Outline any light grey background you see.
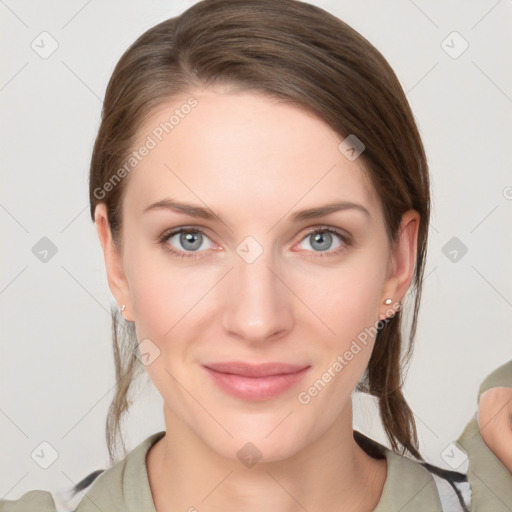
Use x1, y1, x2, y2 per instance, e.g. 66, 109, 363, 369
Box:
1, 0, 511, 502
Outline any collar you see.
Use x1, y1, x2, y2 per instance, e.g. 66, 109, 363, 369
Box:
355, 431, 444, 511
79, 430, 443, 512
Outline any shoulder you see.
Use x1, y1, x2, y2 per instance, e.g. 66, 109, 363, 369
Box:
366, 361, 512, 512
355, 431, 468, 511
382, 447, 470, 511
73, 430, 165, 511
0, 431, 165, 512
0, 490, 57, 512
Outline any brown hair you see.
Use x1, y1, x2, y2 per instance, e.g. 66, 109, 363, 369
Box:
89, 0, 429, 466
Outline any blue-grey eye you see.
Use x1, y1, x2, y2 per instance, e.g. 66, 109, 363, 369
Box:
298, 229, 344, 253
166, 230, 213, 253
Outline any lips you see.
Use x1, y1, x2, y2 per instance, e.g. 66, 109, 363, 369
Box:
203, 361, 309, 378
202, 361, 311, 400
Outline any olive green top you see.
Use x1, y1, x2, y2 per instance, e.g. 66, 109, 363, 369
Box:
456, 360, 512, 511
1, 360, 511, 512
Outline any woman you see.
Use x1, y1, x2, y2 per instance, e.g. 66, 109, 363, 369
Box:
1, 1, 510, 511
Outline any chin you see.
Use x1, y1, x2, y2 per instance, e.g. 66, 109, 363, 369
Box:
200, 417, 312, 466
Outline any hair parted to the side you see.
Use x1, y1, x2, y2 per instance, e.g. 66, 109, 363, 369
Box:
88, 0, 430, 467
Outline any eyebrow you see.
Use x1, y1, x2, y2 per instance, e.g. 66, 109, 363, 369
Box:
142, 198, 370, 222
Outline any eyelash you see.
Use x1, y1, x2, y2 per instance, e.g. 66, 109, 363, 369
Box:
158, 226, 352, 260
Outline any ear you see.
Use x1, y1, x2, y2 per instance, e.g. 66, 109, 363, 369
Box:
94, 203, 133, 321
379, 209, 420, 320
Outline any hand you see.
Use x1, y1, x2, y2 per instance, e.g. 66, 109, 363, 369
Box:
477, 386, 512, 473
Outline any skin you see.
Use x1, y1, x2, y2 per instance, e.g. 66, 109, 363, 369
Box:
478, 387, 512, 473
95, 86, 420, 512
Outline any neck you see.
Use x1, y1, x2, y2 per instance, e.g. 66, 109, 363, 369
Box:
146, 401, 387, 512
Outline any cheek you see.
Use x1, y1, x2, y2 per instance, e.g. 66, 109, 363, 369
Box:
124, 240, 216, 341
123, 240, 178, 337
300, 248, 388, 337
299, 247, 388, 388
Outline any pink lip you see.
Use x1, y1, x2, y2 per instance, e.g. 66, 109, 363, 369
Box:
202, 362, 310, 401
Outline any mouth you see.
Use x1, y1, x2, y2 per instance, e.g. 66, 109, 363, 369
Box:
202, 361, 311, 401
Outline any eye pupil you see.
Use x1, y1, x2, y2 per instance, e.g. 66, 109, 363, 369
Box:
181, 231, 202, 251
311, 231, 332, 251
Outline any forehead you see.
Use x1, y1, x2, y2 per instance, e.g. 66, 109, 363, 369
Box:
124, 89, 379, 220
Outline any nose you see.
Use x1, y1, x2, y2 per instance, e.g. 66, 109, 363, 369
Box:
221, 245, 293, 345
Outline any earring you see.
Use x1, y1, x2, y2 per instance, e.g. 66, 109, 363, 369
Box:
384, 298, 392, 305
120, 304, 126, 312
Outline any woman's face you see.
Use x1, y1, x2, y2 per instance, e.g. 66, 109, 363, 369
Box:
98, 87, 417, 462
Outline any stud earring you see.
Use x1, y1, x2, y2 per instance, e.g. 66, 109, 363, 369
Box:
384, 298, 392, 305
120, 304, 126, 312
